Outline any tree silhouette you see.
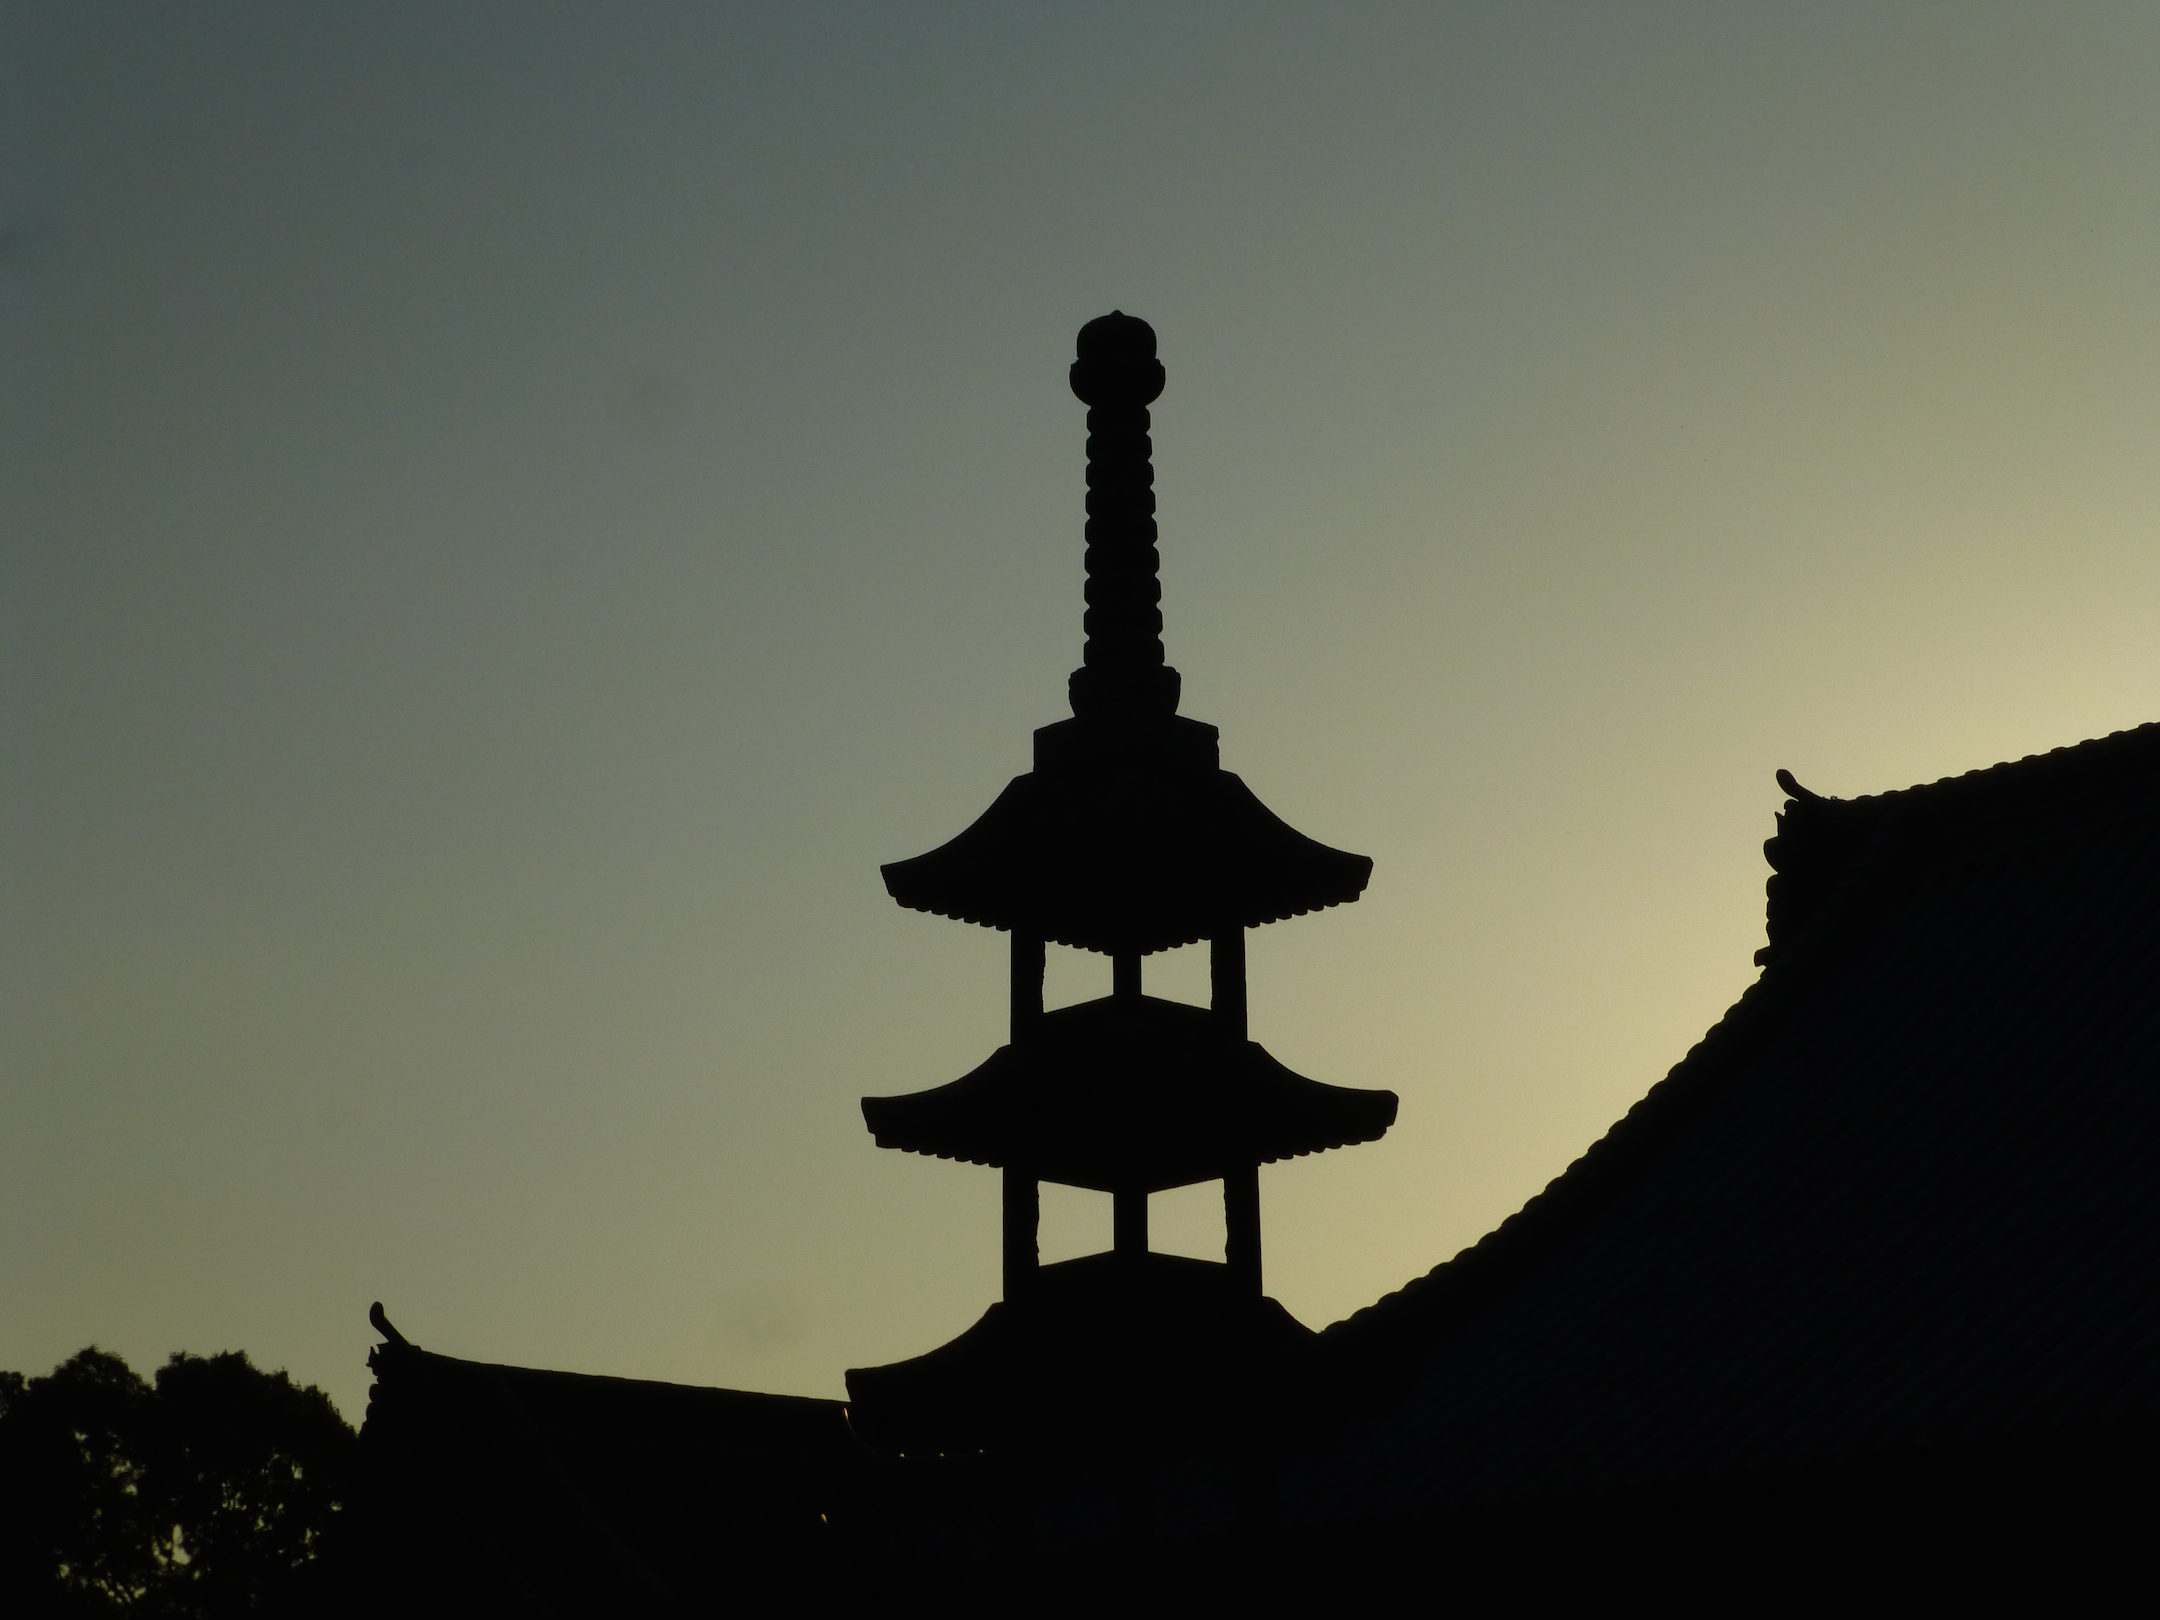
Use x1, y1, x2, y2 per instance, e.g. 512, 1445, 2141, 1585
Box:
0, 1346, 356, 1616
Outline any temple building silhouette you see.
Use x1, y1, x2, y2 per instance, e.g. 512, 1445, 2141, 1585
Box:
348, 317, 2160, 1609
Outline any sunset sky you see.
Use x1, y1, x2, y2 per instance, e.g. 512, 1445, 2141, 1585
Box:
6, 3, 2157, 1422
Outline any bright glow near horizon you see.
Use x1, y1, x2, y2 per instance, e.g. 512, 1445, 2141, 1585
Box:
4, 3, 2157, 1422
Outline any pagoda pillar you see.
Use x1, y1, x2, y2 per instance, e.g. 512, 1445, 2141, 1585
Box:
1005, 931, 1045, 1302
1112, 949, 1141, 1000
1225, 1164, 1262, 1297
1113, 1187, 1149, 1258
1010, 930, 1045, 1039
1211, 925, 1247, 1040
1003, 1167, 1039, 1302
1215, 924, 1262, 1294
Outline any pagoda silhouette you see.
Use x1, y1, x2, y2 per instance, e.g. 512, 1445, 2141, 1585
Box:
845, 313, 1398, 1550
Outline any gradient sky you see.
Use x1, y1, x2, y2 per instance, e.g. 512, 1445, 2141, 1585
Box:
5, 3, 2157, 1424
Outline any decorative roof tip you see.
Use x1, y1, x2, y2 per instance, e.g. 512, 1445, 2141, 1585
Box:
370, 1300, 413, 1349
1775, 768, 1824, 803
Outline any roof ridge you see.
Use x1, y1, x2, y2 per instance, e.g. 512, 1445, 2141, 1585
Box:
1825, 720, 2160, 809
370, 1343, 847, 1408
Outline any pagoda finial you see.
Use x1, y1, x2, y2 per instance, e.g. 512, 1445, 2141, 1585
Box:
1068, 312, 1180, 719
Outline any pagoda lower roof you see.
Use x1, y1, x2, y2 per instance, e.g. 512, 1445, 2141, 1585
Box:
881, 715, 1372, 955
860, 994, 1398, 1192
843, 1251, 1324, 1458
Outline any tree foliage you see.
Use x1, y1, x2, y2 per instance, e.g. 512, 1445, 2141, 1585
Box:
0, 1346, 357, 1616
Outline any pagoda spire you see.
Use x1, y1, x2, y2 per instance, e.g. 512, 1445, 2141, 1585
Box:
1068, 311, 1179, 720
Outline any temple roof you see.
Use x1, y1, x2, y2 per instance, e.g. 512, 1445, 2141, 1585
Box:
860, 993, 1397, 1192
349, 1337, 909, 1608
882, 716, 1373, 955
1256, 721, 2160, 1527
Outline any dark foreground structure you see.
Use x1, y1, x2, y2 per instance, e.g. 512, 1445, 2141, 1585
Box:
350, 320, 2160, 1611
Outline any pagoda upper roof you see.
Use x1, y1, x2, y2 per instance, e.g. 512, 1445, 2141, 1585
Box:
860, 993, 1397, 1192
882, 715, 1373, 955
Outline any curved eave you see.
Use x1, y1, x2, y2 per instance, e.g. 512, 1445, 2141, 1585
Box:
881, 769, 1373, 953
864, 1115, 1394, 1186
859, 1009, 1399, 1191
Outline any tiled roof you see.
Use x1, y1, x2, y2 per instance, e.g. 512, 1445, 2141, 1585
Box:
352, 1341, 941, 1609
1281, 722, 2160, 1526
